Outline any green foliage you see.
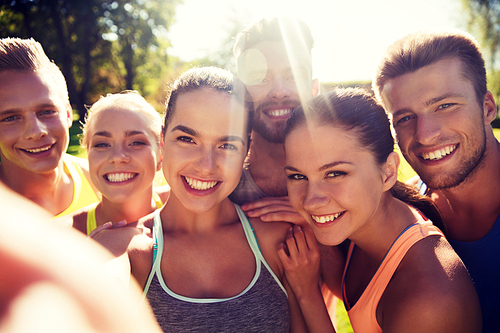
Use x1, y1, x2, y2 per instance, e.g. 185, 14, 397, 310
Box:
462, 0, 500, 112
1, 0, 182, 120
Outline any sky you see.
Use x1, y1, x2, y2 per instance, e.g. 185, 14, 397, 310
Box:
167, 0, 465, 83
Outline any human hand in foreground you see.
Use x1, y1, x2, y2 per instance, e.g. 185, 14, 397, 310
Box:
241, 196, 308, 226
88, 220, 127, 238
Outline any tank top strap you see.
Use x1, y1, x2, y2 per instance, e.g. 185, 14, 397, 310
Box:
142, 209, 162, 299
85, 202, 99, 235
234, 204, 287, 296
343, 220, 444, 333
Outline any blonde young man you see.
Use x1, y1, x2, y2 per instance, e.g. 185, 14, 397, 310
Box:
374, 31, 500, 332
0, 38, 98, 216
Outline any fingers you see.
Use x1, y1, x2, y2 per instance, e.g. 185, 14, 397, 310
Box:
259, 211, 308, 226
303, 227, 320, 252
88, 220, 127, 238
240, 197, 308, 226
245, 203, 296, 217
241, 196, 290, 211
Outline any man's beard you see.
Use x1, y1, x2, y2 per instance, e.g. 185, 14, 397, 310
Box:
252, 100, 300, 144
252, 116, 287, 143
417, 132, 487, 190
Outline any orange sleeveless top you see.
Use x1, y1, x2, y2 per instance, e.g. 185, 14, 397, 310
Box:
342, 217, 444, 333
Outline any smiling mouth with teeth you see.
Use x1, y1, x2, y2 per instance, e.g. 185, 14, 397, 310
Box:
105, 172, 138, 183
266, 109, 293, 117
311, 211, 345, 224
420, 145, 457, 161
184, 176, 219, 191
23, 144, 53, 154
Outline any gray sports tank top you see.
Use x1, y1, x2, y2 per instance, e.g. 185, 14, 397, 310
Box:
143, 204, 290, 332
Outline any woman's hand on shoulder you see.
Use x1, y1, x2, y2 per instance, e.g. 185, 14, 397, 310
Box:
241, 197, 308, 226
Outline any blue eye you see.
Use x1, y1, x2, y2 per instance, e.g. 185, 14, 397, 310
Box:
395, 115, 414, 126
438, 103, 454, 110
220, 143, 237, 150
93, 142, 110, 148
40, 110, 57, 116
0, 115, 20, 122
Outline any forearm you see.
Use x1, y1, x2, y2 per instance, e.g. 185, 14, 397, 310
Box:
296, 285, 336, 333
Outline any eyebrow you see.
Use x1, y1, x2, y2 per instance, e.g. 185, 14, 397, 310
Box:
285, 161, 352, 172
171, 124, 245, 146
424, 93, 465, 107
392, 93, 466, 118
0, 103, 58, 115
93, 130, 146, 138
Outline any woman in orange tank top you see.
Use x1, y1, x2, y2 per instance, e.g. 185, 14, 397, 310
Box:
279, 88, 481, 333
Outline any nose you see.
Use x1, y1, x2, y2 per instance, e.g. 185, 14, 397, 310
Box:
193, 147, 217, 175
109, 144, 130, 164
414, 115, 441, 145
268, 76, 291, 100
302, 182, 329, 213
24, 114, 48, 140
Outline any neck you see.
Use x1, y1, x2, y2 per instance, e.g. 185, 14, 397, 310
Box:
160, 194, 238, 234
350, 196, 417, 262
97, 188, 157, 225
0, 159, 72, 215
430, 134, 500, 241
247, 131, 288, 197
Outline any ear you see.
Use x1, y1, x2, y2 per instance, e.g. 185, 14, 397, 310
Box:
382, 151, 400, 192
312, 78, 319, 97
483, 91, 497, 125
66, 102, 73, 128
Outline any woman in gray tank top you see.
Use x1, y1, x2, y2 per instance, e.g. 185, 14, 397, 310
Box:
93, 67, 308, 332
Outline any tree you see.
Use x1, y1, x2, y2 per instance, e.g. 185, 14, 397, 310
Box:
462, 0, 500, 109
0, 0, 181, 120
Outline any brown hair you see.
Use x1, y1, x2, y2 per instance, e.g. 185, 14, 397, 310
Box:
0, 37, 69, 103
163, 67, 253, 141
373, 31, 486, 106
285, 88, 445, 230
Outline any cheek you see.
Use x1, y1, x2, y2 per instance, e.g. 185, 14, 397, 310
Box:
246, 86, 268, 102
286, 181, 306, 211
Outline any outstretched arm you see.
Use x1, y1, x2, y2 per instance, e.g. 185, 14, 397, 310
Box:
278, 225, 336, 333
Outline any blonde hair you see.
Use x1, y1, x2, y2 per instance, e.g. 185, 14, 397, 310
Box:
81, 90, 162, 149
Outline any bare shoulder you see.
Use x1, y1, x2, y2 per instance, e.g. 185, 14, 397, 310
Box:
250, 217, 291, 277
250, 216, 290, 246
53, 205, 89, 234
93, 213, 154, 257
380, 236, 481, 332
